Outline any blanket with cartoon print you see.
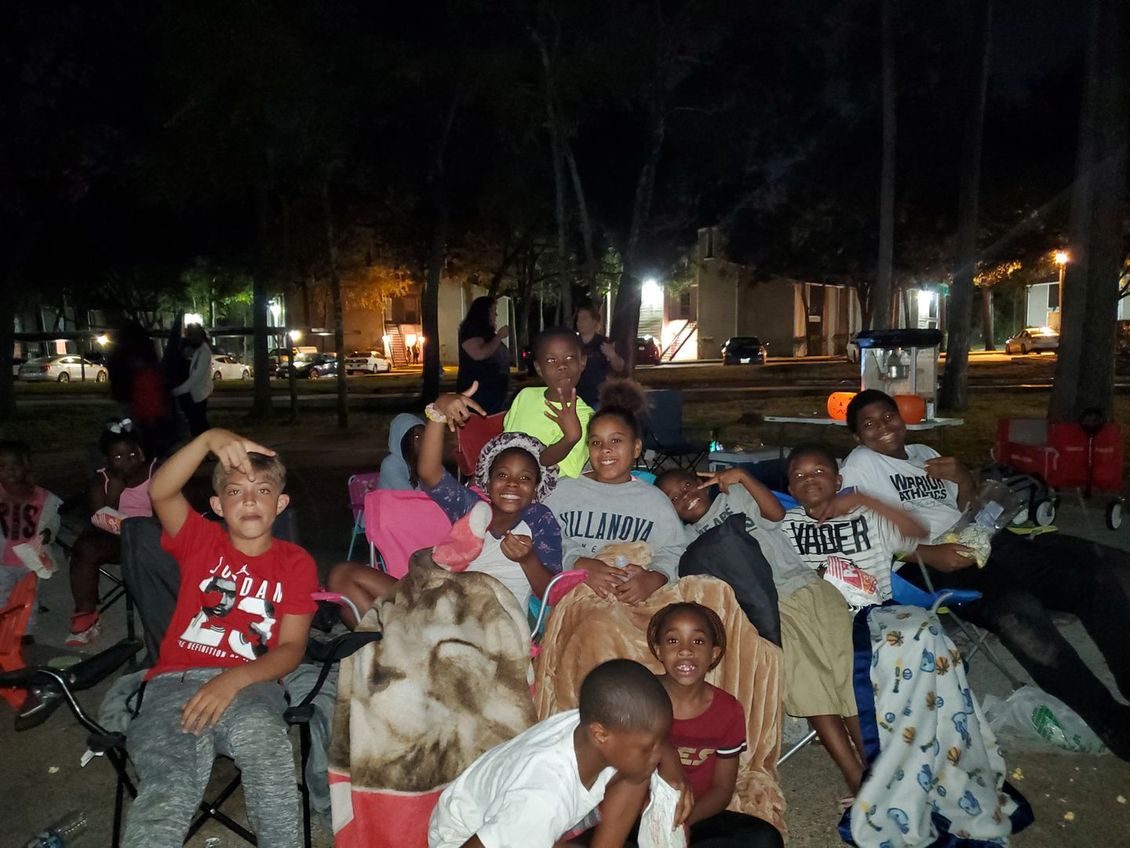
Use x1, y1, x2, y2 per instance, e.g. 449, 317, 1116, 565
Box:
845, 605, 1032, 847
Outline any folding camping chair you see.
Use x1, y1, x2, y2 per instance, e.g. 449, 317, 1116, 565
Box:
455, 411, 506, 480
346, 471, 381, 560
910, 553, 1025, 689
3, 513, 374, 848
776, 572, 987, 766
0, 573, 37, 708
640, 389, 709, 472
0, 631, 378, 848
364, 489, 453, 576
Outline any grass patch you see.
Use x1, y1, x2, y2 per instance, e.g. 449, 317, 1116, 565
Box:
681, 392, 1130, 475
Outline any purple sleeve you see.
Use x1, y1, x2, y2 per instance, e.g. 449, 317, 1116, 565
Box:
523, 503, 563, 574
422, 472, 479, 524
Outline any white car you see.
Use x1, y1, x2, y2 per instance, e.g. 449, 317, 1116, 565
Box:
345, 350, 392, 374
211, 354, 251, 381
1005, 327, 1059, 355
18, 355, 108, 383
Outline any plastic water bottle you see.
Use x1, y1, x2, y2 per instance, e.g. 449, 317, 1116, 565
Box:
23, 811, 86, 847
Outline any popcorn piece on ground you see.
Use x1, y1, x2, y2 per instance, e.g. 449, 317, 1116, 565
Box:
1010, 768, 1024, 781
1063, 812, 1075, 822
1117, 795, 1127, 805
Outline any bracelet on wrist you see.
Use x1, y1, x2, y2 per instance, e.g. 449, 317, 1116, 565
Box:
425, 403, 448, 424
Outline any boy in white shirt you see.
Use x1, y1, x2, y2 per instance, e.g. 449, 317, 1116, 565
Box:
428, 659, 681, 848
839, 388, 1130, 762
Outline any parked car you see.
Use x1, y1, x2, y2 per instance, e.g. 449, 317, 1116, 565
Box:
344, 350, 392, 374
11, 357, 26, 377
278, 353, 339, 380
211, 354, 251, 381
268, 345, 320, 376
1004, 327, 1059, 355
18, 355, 108, 383
721, 336, 768, 365
636, 336, 662, 366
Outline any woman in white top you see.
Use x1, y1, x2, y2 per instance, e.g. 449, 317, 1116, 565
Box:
171, 323, 214, 437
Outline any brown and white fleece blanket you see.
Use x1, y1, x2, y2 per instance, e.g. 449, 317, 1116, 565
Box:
534, 574, 788, 837
328, 550, 536, 848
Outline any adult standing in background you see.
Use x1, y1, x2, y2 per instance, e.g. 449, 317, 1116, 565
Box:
171, 323, 214, 437
108, 320, 177, 459
456, 296, 511, 414
574, 304, 624, 408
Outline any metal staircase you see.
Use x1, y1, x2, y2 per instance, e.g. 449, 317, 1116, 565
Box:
661, 320, 697, 362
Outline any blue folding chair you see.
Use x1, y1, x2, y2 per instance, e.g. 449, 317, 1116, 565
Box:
777, 573, 984, 767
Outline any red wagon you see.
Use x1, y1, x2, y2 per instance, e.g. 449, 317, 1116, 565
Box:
994, 417, 1126, 529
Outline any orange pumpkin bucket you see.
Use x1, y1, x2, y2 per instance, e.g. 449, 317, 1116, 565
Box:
894, 393, 926, 424
827, 391, 857, 421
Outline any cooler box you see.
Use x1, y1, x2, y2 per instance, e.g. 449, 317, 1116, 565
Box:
995, 418, 1123, 491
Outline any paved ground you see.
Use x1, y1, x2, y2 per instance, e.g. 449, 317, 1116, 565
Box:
3, 431, 1130, 846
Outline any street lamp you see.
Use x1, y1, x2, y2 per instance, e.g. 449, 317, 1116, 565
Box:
1054, 251, 1069, 318
288, 329, 303, 342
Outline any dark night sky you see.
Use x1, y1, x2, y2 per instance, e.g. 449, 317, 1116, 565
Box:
993, 0, 1087, 97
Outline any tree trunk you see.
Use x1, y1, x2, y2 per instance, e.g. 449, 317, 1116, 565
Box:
534, 28, 574, 322
980, 286, 995, 350
0, 275, 15, 418
251, 180, 273, 420
564, 142, 599, 299
421, 93, 461, 405
611, 97, 666, 376
1049, 0, 1128, 421
873, 0, 897, 330
940, 0, 993, 412
322, 180, 348, 429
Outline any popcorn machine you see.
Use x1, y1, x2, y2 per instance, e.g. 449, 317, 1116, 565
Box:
855, 329, 944, 419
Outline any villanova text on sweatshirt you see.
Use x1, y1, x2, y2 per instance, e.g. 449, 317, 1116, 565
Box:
543, 475, 686, 583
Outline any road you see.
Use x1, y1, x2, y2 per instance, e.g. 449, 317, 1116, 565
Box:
11, 353, 1127, 409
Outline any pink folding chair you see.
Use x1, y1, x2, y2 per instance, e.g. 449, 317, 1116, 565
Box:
346, 472, 381, 560
455, 412, 506, 480
530, 569, 588, 656
364, 489, 452, 578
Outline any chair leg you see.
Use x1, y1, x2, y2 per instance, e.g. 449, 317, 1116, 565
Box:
777, 728, 818, 766
346, 515, 363, 560
299, 723, 313, 848
187, 772, 256, 845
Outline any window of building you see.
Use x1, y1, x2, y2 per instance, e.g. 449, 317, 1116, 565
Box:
671, 289, 693, 319
392, 295, 420, 324
1047, 284, 1059, 311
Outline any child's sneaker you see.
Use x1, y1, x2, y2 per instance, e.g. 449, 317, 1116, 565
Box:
65, 612, 101, 648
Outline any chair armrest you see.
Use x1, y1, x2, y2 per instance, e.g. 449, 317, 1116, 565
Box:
285, 632, 383, 725
66, 639, 143, 691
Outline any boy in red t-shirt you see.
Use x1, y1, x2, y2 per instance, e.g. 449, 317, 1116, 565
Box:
122, 429, 317, 848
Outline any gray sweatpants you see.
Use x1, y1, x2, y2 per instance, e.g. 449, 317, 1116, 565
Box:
122, 668, 300, 848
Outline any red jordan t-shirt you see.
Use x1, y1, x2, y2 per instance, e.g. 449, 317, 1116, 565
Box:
669, 685, 748, 801
149, 510, 318, 679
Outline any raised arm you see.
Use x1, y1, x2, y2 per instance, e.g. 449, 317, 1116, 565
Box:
540, 388, 583, 469
461, 327, 508, 361
149, 429, 275, 538
924, 456, 977, 510
699, 468, 785, 522
417, 383, 487, 488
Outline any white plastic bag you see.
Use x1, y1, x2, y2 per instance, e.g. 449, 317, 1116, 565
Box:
935, 480, 1024, 567
637, 773, 688, 848
981, 685, 1105, 754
